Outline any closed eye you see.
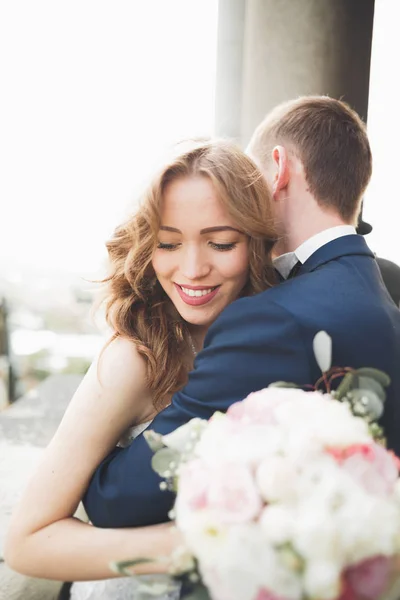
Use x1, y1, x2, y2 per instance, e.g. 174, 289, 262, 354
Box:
209, 242, 238, 251
156, 242, 180, 251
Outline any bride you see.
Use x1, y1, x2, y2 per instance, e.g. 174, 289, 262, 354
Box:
5, 139, 277, 598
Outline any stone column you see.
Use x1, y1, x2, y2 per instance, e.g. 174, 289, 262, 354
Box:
215, 0, 375, 146
214, 0, 246, 140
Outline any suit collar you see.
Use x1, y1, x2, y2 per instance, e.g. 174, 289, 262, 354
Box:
274, 226, 357, 279
298, 234, 375, 275
295, 225, 357, 264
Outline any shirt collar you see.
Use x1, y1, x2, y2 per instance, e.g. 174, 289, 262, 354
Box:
273, 252, 299, 280
273, 225, 357, 279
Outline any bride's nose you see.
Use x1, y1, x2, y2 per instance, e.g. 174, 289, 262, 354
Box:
180, 245, 211, 280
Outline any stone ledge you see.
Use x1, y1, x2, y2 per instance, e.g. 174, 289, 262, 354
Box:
0, 562, 62, 600
0, 374, 83, 600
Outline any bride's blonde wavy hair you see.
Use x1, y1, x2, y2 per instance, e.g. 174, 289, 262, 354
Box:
102, 139, 277, 410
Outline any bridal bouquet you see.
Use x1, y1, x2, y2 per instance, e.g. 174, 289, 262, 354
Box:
114, 333, 400, 600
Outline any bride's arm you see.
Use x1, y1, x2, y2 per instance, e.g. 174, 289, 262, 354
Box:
4, 336, 179, 581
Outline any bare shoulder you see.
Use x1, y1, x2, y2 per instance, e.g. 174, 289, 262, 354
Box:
59, 335, 155, 435
95, 335, 148, 393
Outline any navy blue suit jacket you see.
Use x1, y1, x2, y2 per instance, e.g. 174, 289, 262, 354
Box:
83, 235, 400, 527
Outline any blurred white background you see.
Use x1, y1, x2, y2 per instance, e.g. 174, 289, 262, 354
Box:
0, 0, 218, 276
0, 1, 218, 396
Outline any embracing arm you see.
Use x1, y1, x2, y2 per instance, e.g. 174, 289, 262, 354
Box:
84, 296, 309, 528
4, 337, 179, 581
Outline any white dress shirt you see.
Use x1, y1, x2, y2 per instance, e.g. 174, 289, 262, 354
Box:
274, 225, 357, 279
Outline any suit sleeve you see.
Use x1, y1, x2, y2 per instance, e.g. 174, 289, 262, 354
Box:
83, 295, 309, 527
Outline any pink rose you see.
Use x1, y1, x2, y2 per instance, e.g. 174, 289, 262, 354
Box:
255, 589, 290, 600
337, 580, 357, 600
326, 444, 375, 463
341, 443, 399, 496
227, 389, 289, 426
345, 555, 392, 599
177, 459, 210, 511
179, 459, 262, 524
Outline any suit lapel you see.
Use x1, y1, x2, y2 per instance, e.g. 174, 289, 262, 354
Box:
297, 235, 375, 276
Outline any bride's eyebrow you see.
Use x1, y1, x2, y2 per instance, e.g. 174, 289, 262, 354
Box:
159, 226, 242, 234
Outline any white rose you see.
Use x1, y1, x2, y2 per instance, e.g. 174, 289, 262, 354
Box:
177, 508, 230, 566
200, 524, 267, 600
339, 494, 400, 563
203, 524, 302, 600
394, 478, 400, 504
303, 561, 342, 600
259, 505, 295, 545
256, 456, 298, 503
193, 414, 233, 461
224, 426, 283, 466
284, 432, 324, 464
293, 507, 343, 564
294, 455, 347, 502
277, 395, 370, 449
196, 421, 282, 467
273, 392, 325, 426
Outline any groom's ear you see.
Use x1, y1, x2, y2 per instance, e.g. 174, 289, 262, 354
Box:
271, 145, 290, 199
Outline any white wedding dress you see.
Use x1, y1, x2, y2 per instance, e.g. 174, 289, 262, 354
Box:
70, 422, 181, 600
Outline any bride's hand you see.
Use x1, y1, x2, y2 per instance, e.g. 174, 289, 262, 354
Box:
123, 522, 187, 576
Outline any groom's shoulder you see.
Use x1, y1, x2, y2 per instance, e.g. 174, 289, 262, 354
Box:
219, 262, 364, 322
225, 273, 316, 314
206, 289, 301, 351
214, 284, 299, 328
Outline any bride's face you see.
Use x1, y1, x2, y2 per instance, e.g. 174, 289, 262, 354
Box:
152, 175, 249, 330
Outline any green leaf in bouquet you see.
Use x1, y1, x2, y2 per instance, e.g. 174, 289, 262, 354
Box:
144, 430, 165, 453
269, 381, 299, 389
354, 367, 391, 388
276, 543, 305, 573
335, 371, 356, 400
151, 447, 181, 478
348, 388, 384, 421
357, 376, 386, 402
369, 421, 387, 445
137, 580, 179, 597
162, 418, 207, 455
110, 559, 178, 596
110, 557, 157, 577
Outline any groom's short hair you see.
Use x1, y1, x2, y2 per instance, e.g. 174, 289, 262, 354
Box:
248, 96, 372, 222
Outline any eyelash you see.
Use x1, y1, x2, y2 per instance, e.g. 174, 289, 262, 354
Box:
156, 243, 178, 251
156, 242, 237, 252
210, 242, 237, 251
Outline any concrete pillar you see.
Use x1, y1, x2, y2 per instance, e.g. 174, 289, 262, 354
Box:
214, 0, 246, 139
215, 0, 375, 146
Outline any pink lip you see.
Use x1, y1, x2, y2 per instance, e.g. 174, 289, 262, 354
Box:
174, 283, 220, 306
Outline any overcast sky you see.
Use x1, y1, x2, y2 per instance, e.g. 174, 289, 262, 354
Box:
0, 1, 218, 277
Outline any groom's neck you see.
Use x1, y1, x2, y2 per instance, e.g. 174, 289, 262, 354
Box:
273, 211, 350, 257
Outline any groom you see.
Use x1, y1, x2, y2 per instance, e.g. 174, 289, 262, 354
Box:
83, 96, 400, 527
